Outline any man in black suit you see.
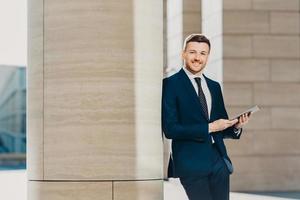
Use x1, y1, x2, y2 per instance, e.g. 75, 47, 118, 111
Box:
162, 34, 250, 200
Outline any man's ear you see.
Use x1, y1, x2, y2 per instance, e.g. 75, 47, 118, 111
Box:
181, 51, 185, 60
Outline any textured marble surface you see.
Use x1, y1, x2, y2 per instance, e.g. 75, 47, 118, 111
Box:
28, 0, 163, 181
27, 0, 44, 180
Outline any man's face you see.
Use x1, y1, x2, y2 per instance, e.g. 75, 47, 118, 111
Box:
182, 41, 210, 74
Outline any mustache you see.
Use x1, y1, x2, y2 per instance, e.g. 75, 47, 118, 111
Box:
192, 60, 201, 62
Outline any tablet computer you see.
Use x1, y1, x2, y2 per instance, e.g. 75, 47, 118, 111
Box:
230, 105, 260, 120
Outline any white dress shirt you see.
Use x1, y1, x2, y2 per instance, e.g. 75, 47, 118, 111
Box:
183, 67, 212, 119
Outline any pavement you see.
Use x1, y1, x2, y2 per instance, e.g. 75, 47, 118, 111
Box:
1, 170, 300, 200
0, 170, 27, 200
164, 178, 300, 200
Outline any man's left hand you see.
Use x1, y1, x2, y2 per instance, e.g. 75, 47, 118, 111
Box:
234, 113, 250, 129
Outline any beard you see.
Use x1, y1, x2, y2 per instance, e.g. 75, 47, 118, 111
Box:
185, 60, 206, 74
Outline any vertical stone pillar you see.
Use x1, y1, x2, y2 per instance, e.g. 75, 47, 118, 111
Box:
202, 0, 223, 82
28, 0, 163, 199
165, 0, 183, 77
165, 0, 201, 76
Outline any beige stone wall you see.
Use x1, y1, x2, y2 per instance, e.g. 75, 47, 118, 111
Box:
28, 0, 163, 199
223, 0, 300, 191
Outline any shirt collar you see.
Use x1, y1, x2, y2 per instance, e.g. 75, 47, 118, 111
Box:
183, 66, 205, 81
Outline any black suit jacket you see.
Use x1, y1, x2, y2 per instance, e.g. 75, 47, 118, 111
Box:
162, 68, 242, 178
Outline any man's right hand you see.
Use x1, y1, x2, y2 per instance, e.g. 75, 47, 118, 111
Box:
209, 119, 238, 133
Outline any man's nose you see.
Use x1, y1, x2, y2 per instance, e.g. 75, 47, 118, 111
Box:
195, 54, 201, 60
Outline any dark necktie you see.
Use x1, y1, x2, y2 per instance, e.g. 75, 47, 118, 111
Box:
194, 77, 209, 120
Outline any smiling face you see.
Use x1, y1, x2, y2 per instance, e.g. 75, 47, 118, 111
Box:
182, 41, 210, 74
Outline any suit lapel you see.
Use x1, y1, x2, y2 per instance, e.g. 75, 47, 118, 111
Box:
179, 69, 209, 122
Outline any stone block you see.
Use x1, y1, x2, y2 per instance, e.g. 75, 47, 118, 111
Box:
227, 130, 300, 156
230, 156, 300, 191
29, 181, 112, 200
114, 180, 163, 200
252, 130, 300, 155
225, 129, 255, 156
183, 12, 201, 34
224, 0, 252, 10
253, 0, 300, 11
223, 83, 253, 106
224, 35, 252, 58
183, 0, 201, 13
271, 12, 300, 34
253, 35, 300, 58
272, 107, 300, 130
224, 58, 270, 82
271, 59, 300, 82
254, 83, 300, 106
224, 11, 269, 34
43, 0, 163, 180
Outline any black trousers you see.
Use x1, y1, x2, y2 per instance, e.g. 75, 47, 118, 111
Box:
179, 145, 230, 200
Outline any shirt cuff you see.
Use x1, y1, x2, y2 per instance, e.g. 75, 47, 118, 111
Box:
233, 127, 242, 136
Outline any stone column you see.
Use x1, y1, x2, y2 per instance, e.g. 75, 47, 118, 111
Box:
165, 0, 201, 77
28, 0, 163, 199
201, 0, 223, 82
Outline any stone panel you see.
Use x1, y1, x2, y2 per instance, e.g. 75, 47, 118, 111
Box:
183, 12, 201, 35
254, 83, 300, 106
227, 130, 300, 156
224, 59, 270, 82
183, 0, 201, 13
224, 11, 269, 34
28, 181, 112, 200
225, 129, 254, 156
271, 12, 300, 34
253, 35, 300, 58
114, 180, 163, 200
44, 0, 135, 180
253, 0, 300, 11
271, 59, 300, 82
224, 35, 252, 58
272, 107, 300, 130
223, 0, 252, 10
43, 0, 163, 180
231, 156, 300, 191
223, 83, 253, 106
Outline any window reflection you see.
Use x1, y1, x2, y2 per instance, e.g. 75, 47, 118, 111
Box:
0, 65, 26, 170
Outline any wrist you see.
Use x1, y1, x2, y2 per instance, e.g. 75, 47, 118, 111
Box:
209, 123, 215, 133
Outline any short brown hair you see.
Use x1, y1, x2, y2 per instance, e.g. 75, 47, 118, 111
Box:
183, 34, 211, 51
